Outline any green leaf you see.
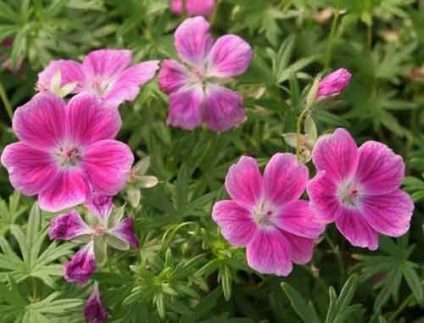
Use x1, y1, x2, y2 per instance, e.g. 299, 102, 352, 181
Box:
281, 283, 321, 323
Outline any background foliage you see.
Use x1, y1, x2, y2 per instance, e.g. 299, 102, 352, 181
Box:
0, 0, 424, 321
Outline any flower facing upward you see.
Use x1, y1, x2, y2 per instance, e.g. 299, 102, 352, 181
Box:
64, 241, 96, 285
171, 0, 215, 16
307, 128, 414, 250
84, 282, 107, 323
212, 154, 324, 276
0, 93, 134, 212
158, 16, 253, 132
36, 49, 159, 108
316, 68, 351, 98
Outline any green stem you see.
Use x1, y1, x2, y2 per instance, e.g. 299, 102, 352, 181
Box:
367, 20, 373, 52
324, 233, 345, 281
324, 1, 341, 69
295, 107, 309, 160
0, 82, 13, 120
387, 293, 414, 322
30, 277, 37, 302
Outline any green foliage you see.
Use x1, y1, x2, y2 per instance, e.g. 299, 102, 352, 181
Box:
0, 0, 424, 322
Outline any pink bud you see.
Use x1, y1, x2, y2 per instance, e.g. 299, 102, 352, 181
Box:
317, 68, 351, 98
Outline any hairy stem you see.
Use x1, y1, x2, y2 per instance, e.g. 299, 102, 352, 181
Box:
324, 0, 341, 69
0, 82, 13, 121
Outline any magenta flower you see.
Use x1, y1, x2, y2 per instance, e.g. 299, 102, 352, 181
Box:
64, 241, 96, 285
0, 93, 134, 212
49, 210, 93, 240
84, 282, 107, 323
307, 128, 414, 250
171, 0, 215, 16
36, 49, 159, 108
158, 16, 253, 132
212, 154, 324, 276
316, 68, 351, 98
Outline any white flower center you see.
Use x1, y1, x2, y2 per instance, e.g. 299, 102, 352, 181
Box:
337, 179, 362, 208
91, 76, 113, 97
252, 201, 277, 227
55, 147, 81, 168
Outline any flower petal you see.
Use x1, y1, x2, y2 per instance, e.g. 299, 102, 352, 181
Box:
361, 190, 414, 237
49, 210, 93, 240
307, 171, 339, 223
84, 282, 107, 323
36, 59, 84, 92
82, 49, 131, 78
203, 84, 245, 132
67, 94, 122, 146
108, 217, 139, 249
274, 200, 325, 239
356, 141, 405, 195
38, 168, 89, 212
246, 229, 292, 276
13, 93, 66, 149
158, 59, 191, 94
206, 35, 253, 78
167, 86, 203, 130
312, 128, 358, 180
285, 232, 315, 265
225, 156, 263, 209
83, 140, 134, 196
212, 200, 256, 247
64, 242, 96, 285
104, 60, 160, 107
85, 193, 113, 222
1, 143, 59, 196
174, 16, 213, 67
335, 208, 379, 250
263, 153, 308, 204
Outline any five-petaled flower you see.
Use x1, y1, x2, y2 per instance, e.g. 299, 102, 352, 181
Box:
36, 49, 159, 108
212, 153, 324, 276
158, 16, 253, 132
307, 128, 414, 250
84, 282, 108, 323
171, 0, 215, 16
49, 201, 139, 249
0, 93, 134, 212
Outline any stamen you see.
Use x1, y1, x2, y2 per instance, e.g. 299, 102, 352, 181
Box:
253, 202, 276, 227
338, 180, 361, 208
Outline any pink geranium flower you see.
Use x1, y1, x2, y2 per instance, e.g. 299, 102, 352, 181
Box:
1, 93, 134, 212
158, 16, 253, 132
307, 128, 414, 250
36, 49, 159, 108
171, 0, 215, 16
317, 68, 351, 98
212, 154, 324, 276
84, 282, 107, 323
